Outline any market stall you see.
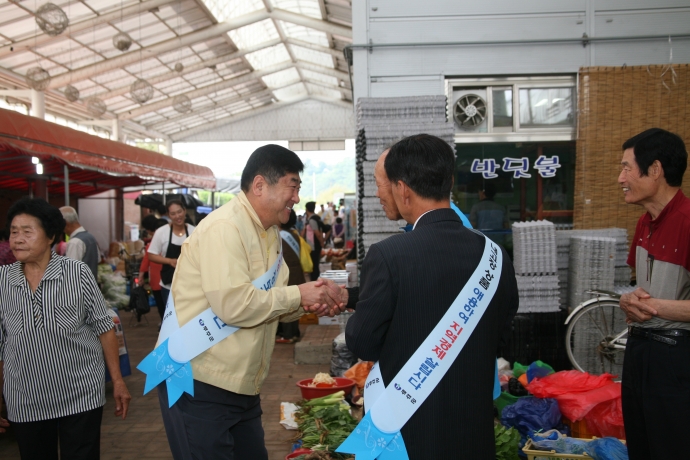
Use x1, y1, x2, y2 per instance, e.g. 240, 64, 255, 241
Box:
0, 107, 215, 224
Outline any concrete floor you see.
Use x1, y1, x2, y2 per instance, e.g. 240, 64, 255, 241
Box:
0, 316, 332, 460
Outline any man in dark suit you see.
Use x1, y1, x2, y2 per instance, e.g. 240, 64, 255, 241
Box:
344, 134, 519, 459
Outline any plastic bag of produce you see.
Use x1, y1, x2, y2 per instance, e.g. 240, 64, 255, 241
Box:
501, 397, 562, 442
344, 361, 374, 392
527, 371, 618, 421
526, 360, 555, 383
584, 437, 629, 460
584, 395, 626, 439
513, 361, 528, 378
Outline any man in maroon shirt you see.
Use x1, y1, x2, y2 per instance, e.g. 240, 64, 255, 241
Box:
618, 128, 690, 459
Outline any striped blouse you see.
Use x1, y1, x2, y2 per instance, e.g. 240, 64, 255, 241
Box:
0, 253, 114, 422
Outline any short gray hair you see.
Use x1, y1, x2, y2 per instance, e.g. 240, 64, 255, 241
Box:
59, 206, 80, 224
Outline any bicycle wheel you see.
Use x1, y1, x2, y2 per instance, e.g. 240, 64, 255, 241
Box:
566, 300, 627, 376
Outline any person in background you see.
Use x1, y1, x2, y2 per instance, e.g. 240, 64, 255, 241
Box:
469, 182, 509, 231
59, 206, 101, 280
295, 214, 305, 234
276, 209, 305, 343
616, 128, 690, 459
0, 229, 16, 266
147, 200, 195, 308
304, 201, 325, 280
140, 214, 161, 243
139, 218, 168, 321
332, 217, 345, 248
0, 198, 130, 457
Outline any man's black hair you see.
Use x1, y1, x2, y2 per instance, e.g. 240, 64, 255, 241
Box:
241, 144, 304, 192
385, 134, 455, 201
141, 214, 161, 232
305, 201, 316, 213
622, 128, 687, 187
7, 198, 66, 245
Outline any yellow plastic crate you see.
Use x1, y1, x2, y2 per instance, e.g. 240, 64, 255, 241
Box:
522, 438, 626, 460
523, 438, 593, 460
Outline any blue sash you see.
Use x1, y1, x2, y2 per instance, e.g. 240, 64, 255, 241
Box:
336, 236, 502, 460
137, 247, 284, 406
280, 230, 300, 256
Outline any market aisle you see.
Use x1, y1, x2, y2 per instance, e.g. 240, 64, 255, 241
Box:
0, 317, 329, 460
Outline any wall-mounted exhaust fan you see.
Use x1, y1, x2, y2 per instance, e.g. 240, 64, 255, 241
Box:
453, 94, 487, 127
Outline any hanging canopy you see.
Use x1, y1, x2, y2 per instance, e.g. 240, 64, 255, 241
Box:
0, 108, 216, 198
216, 177, 242, 194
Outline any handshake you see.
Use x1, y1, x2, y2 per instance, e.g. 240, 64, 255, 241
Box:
297, 279, 349, 318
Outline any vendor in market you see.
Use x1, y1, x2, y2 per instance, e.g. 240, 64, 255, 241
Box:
139, 217, 169, 321
0, 198, 130, 458
617, 128, 690, 459
147, 199, 195, 307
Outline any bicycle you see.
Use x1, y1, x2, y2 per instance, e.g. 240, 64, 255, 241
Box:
564, 290, 627, 376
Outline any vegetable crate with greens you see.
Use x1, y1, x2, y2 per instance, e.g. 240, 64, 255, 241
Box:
290, 391, 357, 460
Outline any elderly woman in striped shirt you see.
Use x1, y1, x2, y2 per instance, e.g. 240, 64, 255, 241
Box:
0, 198, 130, 460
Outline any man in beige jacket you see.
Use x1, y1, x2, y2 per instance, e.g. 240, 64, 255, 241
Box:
158, 144, 344, 460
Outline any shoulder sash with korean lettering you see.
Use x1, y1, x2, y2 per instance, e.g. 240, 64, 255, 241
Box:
336, 235, 502, 460
279, 230, 300, 256
137, 246, 284, 407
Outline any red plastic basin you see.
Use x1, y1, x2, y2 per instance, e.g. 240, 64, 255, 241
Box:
296, 377, 356, 400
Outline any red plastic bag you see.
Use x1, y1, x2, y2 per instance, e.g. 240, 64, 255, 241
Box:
585, 397, 626, 439
527, 371, 616, 399
527, 371, 617, 421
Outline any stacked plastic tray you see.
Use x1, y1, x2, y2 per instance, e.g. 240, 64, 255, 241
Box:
511, 221, 561, 314
555, 228, 629, 310
355, 97, 455, 265
567, 236, 616, 310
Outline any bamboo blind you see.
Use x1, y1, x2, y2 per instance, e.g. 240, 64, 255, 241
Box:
574, 64, 690, 247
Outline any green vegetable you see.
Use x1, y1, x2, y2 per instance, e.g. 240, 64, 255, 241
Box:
495, 423, 520, 460
303, 391, 345, 406
293, 401, 358, 460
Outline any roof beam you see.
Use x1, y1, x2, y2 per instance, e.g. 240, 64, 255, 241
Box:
48, 9, 271, 89
270, 8, 351, 39
119, 61, 293, 120
0, 0, 178, 59
304, 79, 352, 99
149, 87, 278, 131
121, 120, 170, 140
96, 38, 282, 101
295, 61, 349, 82
171, 97, 309, 141
310, 94, 354, 111
286, 37, 344, 60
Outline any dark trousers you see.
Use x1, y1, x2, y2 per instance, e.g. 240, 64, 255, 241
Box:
277, 320, 301, 340
622, 335, 690, 460
161, 287, 170, 309
153, 289, 165, 320
11, 406, 103, 460
158, 380, 267, 460
310, 249, 321, 280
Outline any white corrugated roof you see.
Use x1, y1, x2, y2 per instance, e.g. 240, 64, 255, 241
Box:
0, 0, 351, 141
